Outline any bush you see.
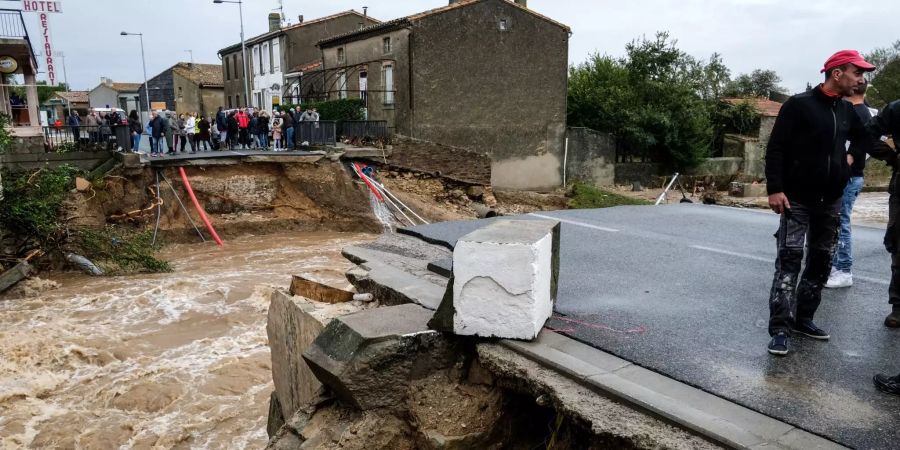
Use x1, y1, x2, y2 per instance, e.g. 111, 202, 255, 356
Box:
279, 99, 365, 122
71, 226, 172, 274
0, 112, 12, 154
0, 165, 81, 248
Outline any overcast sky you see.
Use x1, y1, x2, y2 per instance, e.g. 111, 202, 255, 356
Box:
21, 0, 900, 94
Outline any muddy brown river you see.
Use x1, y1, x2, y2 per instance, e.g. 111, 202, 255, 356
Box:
0, 232, 372, 449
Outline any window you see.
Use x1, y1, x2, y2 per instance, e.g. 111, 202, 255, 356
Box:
225, 57, 231, 81
338, 71, 347, 99
382, 64, 394, 105
235, 94, 240, 107
232, 55, 238, 79
228, 95, 232, 108
262, 43, 270, 74
337, 47, 345, 64
177, 87, 183, 102
382, 37, 391, 54
253, 46, 260, 75
499, 19, 508, 31
272, 40, 280, 72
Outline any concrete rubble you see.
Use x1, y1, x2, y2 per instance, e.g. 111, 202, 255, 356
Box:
430, 219, 560, 340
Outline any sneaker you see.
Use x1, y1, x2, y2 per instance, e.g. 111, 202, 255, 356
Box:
768, 332, 790, 356
792, 319, 830, 340
885, 309, 900, 328
825, 270, 853, 288
874, 373, 900, 396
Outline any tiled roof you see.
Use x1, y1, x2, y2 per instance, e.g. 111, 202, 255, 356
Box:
55, 90, 89, 103
110, 82, 142, 92
171, 62, 224, 87
218, 10, 380, 55
318, 0, 570, 47
722, 97, 784, 117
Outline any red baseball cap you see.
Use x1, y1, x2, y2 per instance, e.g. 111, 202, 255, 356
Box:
820, 50, 876, 73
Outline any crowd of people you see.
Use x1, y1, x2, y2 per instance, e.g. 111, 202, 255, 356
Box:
140, 105, 321, 157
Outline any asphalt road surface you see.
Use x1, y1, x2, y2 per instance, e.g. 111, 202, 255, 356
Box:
401, 204, 900, 449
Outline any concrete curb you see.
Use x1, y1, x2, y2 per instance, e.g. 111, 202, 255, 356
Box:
501, 331, 846, 450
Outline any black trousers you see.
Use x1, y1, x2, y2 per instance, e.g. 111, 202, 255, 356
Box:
768, 197, 841, 336
885, 173, 900, 309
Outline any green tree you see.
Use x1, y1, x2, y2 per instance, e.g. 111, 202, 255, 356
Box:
864, 40, 900, 108
8, 80, 70, 105
567, 32, 713, 171
724, 69, 787, 98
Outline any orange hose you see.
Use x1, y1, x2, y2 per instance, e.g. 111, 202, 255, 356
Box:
178, 167, 224, 247
353, 163, 383, 202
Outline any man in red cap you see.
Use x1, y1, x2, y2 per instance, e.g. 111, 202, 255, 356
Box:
764, 50, 898, 356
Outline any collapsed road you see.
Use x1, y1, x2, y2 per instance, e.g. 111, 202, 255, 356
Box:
392, 203, 897, 449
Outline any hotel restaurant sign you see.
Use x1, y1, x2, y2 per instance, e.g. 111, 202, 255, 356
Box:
21, 1, 62, 86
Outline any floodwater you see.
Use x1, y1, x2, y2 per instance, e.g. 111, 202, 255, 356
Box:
0, 231, 372, 449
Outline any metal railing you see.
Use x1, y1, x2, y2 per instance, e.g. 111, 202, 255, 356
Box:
43, 125, 128, 152
296, 120, 336, 146
339, 120, 389, 139
0, 10, 28, 39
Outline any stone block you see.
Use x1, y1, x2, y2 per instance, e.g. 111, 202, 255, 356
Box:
733, 182, 767, 198
302, 303, 436, 410
266, 289, 362, 420
429, 219, 560, 340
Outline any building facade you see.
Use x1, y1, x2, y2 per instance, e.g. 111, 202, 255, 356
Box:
89, 78, 142, 113
139, 63, 224, 116
218, 10, 379, 109
316, 0, 570, 190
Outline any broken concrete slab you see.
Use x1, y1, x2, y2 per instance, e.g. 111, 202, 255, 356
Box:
0, 262, 36, 294
429, 219, 560, 340
267, 289, 362, 420
302, 303, 437, 410
289, 275, 354, 304
75, 177, 91, 192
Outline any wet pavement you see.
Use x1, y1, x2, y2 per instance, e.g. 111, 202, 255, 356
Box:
401, 204, 900, 449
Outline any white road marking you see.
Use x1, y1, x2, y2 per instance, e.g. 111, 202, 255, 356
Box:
691, 245, 890, 285
690, 245, 772, 263
529, 213, 619, 232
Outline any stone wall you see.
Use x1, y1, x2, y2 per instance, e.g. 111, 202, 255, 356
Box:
1, 150, 114, 172
614, 162, 662, 187
565, 128, 616, 186
367, 135, 491, 185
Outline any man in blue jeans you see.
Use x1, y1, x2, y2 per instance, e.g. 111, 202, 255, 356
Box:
825, 80, 879, 288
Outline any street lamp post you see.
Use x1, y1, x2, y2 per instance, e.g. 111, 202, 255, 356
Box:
120, 31, 151, 119
214, 0, 252, 108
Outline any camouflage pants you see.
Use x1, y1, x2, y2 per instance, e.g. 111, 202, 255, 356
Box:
768, 198, 841, 336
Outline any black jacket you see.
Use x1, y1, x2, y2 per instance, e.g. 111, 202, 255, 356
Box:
766, 85, 895, 201
867, 100, 900, 159
848, 103, 875, 177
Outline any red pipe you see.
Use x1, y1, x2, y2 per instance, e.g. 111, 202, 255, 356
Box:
178, 167, 224, 247
353, 163, 383, 202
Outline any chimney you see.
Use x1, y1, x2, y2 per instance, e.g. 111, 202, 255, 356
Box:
514, 0, 527, 6
100, 77, 112, 86
268, 12, 281, 32
298, 15, 304, 24
449, 0, 460, 4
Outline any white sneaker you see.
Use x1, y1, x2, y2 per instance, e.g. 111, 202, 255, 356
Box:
825, 271, 853, 288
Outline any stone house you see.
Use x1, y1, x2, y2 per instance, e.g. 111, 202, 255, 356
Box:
313, 0, 570, 190
218, 10, 379, 109
89, 78, 142, 113
42, 90, 89, 123
139, 62, 224, 116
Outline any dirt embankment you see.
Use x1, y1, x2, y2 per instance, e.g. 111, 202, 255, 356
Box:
64, 161, 383, 242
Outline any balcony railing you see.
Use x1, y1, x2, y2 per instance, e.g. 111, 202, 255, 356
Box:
0, 10, 29, 40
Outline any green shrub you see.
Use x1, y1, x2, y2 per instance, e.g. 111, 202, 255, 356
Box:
0, 165, 81, 248
71, 226, 172, 274
0, 112, 12, 154
279, 99, 365, 122
568, 181, 652, 209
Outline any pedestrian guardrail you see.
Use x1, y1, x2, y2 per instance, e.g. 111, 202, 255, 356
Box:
297, 120, 337, 146
43, 125, 129, 152
340, 120, 389, 139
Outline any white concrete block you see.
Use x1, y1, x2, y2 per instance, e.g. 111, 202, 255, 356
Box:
433, 219, 559, 340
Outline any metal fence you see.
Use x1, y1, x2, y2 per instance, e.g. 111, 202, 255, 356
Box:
296, 121, 336, 146
339, 120, 389, 140
43, 125, 130, 152
0, 10, 28, 39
